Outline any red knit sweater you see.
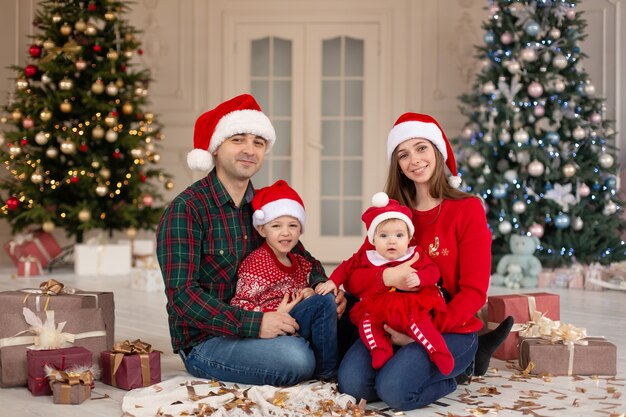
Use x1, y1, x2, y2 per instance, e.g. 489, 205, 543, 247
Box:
343, 197, 491, 334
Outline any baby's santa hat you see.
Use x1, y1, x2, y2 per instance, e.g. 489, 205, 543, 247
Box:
387, 112, 461, 188
362, 192, 414, 244
187, 94, 276, 171
252, 180, 306, 231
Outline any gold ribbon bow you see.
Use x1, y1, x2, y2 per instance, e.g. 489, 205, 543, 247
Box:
39, 279, 64, 295
518, 310, 560, 338
40, 40, 83, 64
109, 339, 155, 387
546, 323, 588, 375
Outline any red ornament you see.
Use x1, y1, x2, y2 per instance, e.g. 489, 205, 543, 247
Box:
119, 64, 126, 72
71, 176, 79, 183
139, 174, 147, 183
24, 64, 38, 78
141, 194, 154, 207
111, 111, 118, 117
137, 49, 143, 55
79, 143, 88, 152
6, 197, 19, 211
93, 44, 102, 53
88, 3, 96, 11
113, 150, 122, 159
20, 138, 28, 146
29, 44, 42, 58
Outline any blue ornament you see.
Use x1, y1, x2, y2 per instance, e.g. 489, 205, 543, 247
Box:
592, 182, 601, 191
605, 176, 618, 189
484, 32, 496, 45
492, 184, 508, 199
544, 131, 560, 144
554, 213, 571, 229
525, 21, 541, 37
576, 84, 586, 96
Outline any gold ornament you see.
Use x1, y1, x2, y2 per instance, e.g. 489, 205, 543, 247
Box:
75, 19, 86, 32
35, 131, 50, 145
106, 50, 119, 61
52, 13, 62, 23
100, 168, 111, 179
122, 102, 134, 115
9, 146, 22, 156
91, 80, 104, 94
46, 147, 59, 158
60, 140, 76, 154
562, 163, 576, 178
144, 112, 154, 122
115, 78, 124, 88
60, 23, 72, 36
126, 227, 137, 239
124, 49, 134, 59
40, 109, 52, 122
104, 10, 116, 21
42, 221, 55, 233
31, 171, 44, 184
43, 39, 56, 50
105, 82, 118, 96
41, 73, 52, 84
12, 109, 23, 121
104, 115, 117, 126
95, 184, 109, 197
151, 153, 161, 163
92, 125, 105, 139
105, 129, 118, 142
78, 209, 91, 222
15, 78, 29, 90
125, 33, 134, 42
1, 115, 8, 124
59, 77, 74, 90
60, 100, 72, 113
91, 161, 100, 169
85, 24, 97, 36
165, 180, 174, 190
130, 148, 144, 158
75, 58, 88, 71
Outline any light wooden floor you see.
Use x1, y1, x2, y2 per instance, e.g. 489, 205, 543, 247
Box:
0, 268, 624, 416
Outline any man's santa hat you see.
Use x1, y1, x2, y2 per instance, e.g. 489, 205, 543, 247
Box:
252, 180, 306, 231
362, 192, 414, 244
187, 94, 276, 171
387, 112, 461, 188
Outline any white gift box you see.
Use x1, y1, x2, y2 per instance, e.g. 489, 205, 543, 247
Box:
118, 239, 155, 256
74, 243, 132, 276
131, 267, 164, 292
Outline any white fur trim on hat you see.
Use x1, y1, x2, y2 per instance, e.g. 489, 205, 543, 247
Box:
448, 175, 462, 188
210, 109, 276, 153
371, 192, 389, 208
367, 212, 415, 245
252, 198, 306, 232
187, 148, 213, 171
387, 121, 447, 162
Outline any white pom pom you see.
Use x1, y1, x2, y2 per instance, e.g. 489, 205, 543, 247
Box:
187, 149, 213, 171
253, 210, 265, 222
371, 192, 389, 207
448, 175, 462, 189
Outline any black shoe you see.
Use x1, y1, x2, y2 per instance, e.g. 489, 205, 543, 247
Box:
474, 315, 514, 376
454, 372, 470, 385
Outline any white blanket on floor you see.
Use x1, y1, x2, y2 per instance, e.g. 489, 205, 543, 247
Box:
122, 376, 363, 417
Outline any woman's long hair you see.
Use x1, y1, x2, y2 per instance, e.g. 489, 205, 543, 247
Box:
384, 142, 474, 208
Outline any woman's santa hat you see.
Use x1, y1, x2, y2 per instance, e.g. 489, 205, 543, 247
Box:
187, 94, 276, 171
387, 112, 461, 188
252, 180, 306, 231
362, 192, 414, 244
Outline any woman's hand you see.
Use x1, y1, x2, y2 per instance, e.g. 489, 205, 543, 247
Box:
382, 253, 419, 290
384, 324, 414, 346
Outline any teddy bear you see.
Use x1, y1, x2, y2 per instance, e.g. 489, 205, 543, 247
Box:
491, 234, 542, 288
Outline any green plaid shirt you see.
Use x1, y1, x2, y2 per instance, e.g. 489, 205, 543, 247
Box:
156, 169, 327, 352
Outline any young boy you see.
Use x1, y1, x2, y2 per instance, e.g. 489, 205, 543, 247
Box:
316, 192, 454, 374
231, 180, 337, 380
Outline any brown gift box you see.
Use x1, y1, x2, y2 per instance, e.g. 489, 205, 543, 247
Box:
27, 346, 92, 396
487, 292, 560, 360
51, 381, 91, 404
0, 288, 115, 349
100, 349, 161, 390
519, 337, 617, 376
0, 308, 107, 387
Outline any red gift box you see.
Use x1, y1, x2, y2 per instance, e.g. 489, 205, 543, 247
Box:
4, 231, 62, 267
17, 256, 43, 277
27, 346, 92, 396
100, 340, 161, 390
487, 292, 560, 360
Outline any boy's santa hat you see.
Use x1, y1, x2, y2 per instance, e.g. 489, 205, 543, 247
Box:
362, 192, 414, 244
387, 112, 461, 188
187, 94, 276, 171
252, 180, 306, 231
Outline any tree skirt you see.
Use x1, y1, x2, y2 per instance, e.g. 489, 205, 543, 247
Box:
121, 376, 383, 417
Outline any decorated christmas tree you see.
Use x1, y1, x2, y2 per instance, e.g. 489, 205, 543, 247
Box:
456, 0, 626, 268
0, 0, 173, 242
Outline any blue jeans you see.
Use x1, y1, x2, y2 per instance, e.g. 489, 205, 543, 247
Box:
181, 293, 337, 386
290, 293, 338, 380
337, 332, 478, 410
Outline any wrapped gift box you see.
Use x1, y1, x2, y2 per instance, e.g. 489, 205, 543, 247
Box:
0, 308, 107, 387
3, 231, 62, 267
51, 381, 91, 404
17, 257, 44, 277
74, 243, 132, 276
537, 265, 584, 289
0, 284, 115, 349
519, 337, 616, 376
101, 341, 161, 390
487, 292, 560, 360
131, 267, 164, 292
27, 346, 92, 396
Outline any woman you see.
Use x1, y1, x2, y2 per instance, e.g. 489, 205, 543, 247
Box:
337, 112, 511, 410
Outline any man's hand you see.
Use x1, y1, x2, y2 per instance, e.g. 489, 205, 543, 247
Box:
259, 310, 299, 338
405, 272, 421, 289
382, 253, 419, 290
384, 324, 414, 346
276, 292, 303, 313
335, 289, 347, 319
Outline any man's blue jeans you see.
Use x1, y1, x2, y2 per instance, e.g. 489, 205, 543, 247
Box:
337, 332, 478, 410
181, 293, 337, 385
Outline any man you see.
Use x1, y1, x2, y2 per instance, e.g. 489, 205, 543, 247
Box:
156, 94, 345, 386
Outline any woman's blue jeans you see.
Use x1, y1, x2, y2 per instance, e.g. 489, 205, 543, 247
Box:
337, 332, 478, 410
181, 293, 337, 386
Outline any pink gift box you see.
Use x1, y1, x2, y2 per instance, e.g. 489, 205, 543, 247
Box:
4, 231, 61, 267
27, 346, 92, 396
487, 292, 560, 360
100, 350, 161, 390
17, 257, 43, 277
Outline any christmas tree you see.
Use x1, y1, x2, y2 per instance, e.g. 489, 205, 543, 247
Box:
456, 0, 626, 268
0, 0, 173, 242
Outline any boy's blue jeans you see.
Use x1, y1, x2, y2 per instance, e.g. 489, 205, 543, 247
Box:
180, 293, 337, 385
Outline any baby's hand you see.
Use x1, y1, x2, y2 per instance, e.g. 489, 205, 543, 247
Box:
299, 287, 315, 299
276, 292, 304, 313
405, 272, 421, 288
315, 281, 337, 295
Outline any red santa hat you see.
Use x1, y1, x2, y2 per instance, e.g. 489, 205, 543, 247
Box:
252, 180, 306, 231
187, 94, 276, 171
387, 112, 461, 188
362, 192, 414, 244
